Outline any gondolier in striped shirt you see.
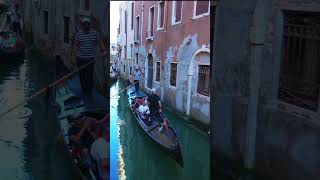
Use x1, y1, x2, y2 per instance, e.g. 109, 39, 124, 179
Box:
72, 17, 107, 97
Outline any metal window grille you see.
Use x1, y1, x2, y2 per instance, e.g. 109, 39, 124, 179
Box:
170, 63, 177, 86
197, 65, 210, 96
279, 11, 320, 111
156, 62, 160, 82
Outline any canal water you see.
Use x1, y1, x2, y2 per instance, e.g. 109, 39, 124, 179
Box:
110, 80, 210, 180
0, 52, 80, 179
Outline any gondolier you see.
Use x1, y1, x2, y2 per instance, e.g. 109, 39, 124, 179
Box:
11, 4, 22, 37
72, 17, 107, 97
134, 66, 143, 92
148, 89, 163, 123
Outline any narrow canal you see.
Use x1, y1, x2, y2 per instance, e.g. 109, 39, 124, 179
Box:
110, 80, 210, 180
0, 52, 80, 179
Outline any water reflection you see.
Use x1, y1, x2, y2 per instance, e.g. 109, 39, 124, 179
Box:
0, 52, 80, 179
110, 80, 210, 180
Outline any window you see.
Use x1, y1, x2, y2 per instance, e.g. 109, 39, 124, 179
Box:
131, 2, 134, 30
156, 62, 161, 82
172, 1, 182, 25
84, 0, 90, 11
124, 10, 127, 34
197, 65, 210, 96
131, 44, 133, 59
157, 1, 164, 29
63, 16, 70, 43
135, 53, 139, 65
193, 1, 210, 19
123, 65, 126, 72
124, 45, 127, 59
130, 67, 132, 75
43, 10, 48, 34
135, 16, 140, 41
279, 11, 320, 111
148, 6, 155, 38
212, 5, 216, 42
170, 63, 177, 86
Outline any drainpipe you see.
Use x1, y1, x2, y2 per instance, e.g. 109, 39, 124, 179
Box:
245, 0, 268, 169
160, 1, 168, 101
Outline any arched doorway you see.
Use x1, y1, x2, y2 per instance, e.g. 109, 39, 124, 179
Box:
186, 48, 210, 115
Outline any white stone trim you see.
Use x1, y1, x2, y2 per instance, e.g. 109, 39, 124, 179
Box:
186, 47, 210, 115
134, 15, 140, 43
155, 61, 161, 83
169, 62, 178, 89
147, 5, 155, 38
157, 1, 165, 31
171, 1, 183, 26
193, 1, 210, 20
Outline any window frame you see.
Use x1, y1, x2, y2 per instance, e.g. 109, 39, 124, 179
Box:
84, 0, 90, 11
155, 61, 161, 83
131, 2, 134, 30
169, 62, 178, 89
43, 10, 48, 35
171, 1, 183, 26
135, 15, 140, 43
157, 1, 165, 31
193, 1, 210, 20
147, 5, 155, 39
135, 53, 139, 65
197, 64, 210, 97
277, 10, 320, 113
63, 16, 70, 44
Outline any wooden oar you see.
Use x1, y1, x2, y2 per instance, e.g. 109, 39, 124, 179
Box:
110, 80, 140, 99
0, 59, 95, 120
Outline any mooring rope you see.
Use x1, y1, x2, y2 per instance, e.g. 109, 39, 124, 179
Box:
0, 60, 95, 120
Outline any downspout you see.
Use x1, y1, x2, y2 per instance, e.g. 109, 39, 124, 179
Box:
244, 0, 268, 169
160, 1, 168, 101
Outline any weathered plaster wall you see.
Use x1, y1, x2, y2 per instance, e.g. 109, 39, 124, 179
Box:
131, 1, 211, 125
213, 0, 320, 179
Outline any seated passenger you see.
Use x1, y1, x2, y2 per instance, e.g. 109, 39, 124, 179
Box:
91, 126, 109, 180
68, 113, 95, 165
138, 100, 150, 120
132, 96, 147, 109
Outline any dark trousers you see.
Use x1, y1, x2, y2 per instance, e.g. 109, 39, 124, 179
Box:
134, 80, 139, 91
77, 58, 94, 95
13, 22, 22, 37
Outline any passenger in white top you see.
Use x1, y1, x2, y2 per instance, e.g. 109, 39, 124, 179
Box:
90, 127, 109, 180
138, 100, 150, 120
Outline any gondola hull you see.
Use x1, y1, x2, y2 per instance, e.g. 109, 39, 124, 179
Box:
0, 47, 25, 58
53, 71, 109, 179
127, 89, 184, 167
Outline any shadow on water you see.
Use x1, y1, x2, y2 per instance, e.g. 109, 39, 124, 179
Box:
110, 80, 210, 180
0, 51, 80, 179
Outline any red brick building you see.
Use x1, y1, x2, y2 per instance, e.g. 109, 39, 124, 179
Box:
126, 1, 211, 124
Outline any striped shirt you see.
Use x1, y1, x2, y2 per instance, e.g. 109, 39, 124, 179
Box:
74, 29, 100, 59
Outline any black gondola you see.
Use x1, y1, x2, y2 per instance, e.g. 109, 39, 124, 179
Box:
127, 88, 184, 167
0, 46, 25, 57
53, 60, 109, 179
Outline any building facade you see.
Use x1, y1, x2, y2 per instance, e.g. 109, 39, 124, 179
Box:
118, 1, 211, 125
213, 0, 320, 179
23, 0, 108, 93
117, 1, 135, 78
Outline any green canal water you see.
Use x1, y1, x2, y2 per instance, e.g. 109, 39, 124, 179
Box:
110, 80, 210, 180
0, 52, 80, 179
